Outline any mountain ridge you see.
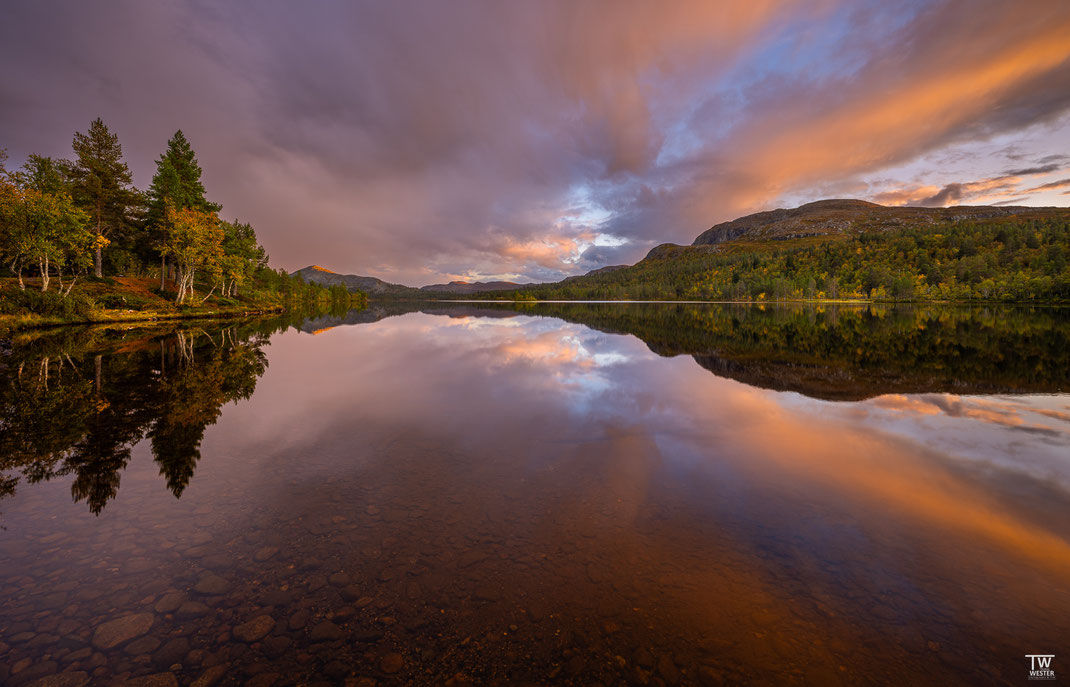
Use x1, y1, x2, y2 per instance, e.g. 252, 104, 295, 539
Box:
291, 265, 422, 297
419, 280, 527, 293
297, 199, 1070, 301
691, 198, 1050, 247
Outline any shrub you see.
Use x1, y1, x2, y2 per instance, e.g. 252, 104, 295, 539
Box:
0, 288, 97, 318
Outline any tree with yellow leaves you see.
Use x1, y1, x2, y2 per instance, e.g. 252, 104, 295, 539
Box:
0, 171, 95, 294
161, 205, 223, 304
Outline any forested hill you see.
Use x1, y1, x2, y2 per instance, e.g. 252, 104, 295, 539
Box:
291, 265, 423, 297
496, 201, 1070, 302
689, 199, 1050, 246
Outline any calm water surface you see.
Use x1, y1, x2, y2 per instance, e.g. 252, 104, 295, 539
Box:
1, 304, 1068, 686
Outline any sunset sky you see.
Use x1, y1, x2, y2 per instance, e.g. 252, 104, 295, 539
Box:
3, 1, 1070, 286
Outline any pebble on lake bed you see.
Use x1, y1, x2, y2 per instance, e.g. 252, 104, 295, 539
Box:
232, 615, 275, 642
91, 612, 155, 650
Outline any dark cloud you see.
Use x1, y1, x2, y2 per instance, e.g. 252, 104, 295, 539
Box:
575, 244, 651, 272
1028, 178, 1070, 192
3, 0, 1070, 284
1003, 163, 1063, 176
917, 184, 965, 207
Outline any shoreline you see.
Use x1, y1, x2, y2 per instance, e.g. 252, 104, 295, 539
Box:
0, 305, 287, 335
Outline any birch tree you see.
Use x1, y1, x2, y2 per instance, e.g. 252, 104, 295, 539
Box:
161, 206, 223, 304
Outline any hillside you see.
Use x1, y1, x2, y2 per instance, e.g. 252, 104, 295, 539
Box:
490, 201, 1070, 302
419, 280, 525, 294
296, 200, 1070, 303
291, 265, 423, 297
691, 199, 1049, 246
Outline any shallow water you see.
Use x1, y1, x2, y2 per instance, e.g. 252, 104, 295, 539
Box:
1, 303, 1068, 686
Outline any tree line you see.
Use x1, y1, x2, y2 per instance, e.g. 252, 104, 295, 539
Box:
501, 214, 1070, 303
1, 119, 360, 308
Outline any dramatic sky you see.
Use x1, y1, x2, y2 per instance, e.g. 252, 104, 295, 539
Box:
3, 1, 1070, 285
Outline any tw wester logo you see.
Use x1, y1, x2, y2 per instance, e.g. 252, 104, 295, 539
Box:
1026, 654, 1055, 681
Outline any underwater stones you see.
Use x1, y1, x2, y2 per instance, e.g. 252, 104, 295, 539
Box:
189, 665, 227, 687
245, 674, 278, 687
25, 673, 91, 687
340, 585, 363, 602
351, 629, 384, 643
696, 665, 726, 687
260, 589, 294, 607
193, 574, 230, 595
328, 572, 351, 587
152, 638, 189, 669
123, 635, 162, 655
288, 609, 310, 631
309, 621, 344, 642
456, 551, 486, 569
92, 613, 155, 650
153, 592, 185, 614
333, 607, 357, 621
253, 547, 279, 562
380, 653, 404, 674
322, 661, 349, 678
262, 635, 292, 656
121, 673, 179, 687
233, 615, 275, 643
657, 654, 681, 685
175, 601, 212, 619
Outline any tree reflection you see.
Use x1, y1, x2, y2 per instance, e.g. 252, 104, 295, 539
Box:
0, 320, 279, 513
515, 303, 1070, 400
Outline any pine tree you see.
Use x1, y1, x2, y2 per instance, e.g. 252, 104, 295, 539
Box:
147, 130, 220, 287
15, 154, 70, 195
68, 118, 139, 277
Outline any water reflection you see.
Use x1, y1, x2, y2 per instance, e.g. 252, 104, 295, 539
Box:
0, 303, 1068, 686
0, 320, 279, 513
306, 301, 1070, 399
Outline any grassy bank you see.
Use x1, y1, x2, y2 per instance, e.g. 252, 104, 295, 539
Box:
0, 276, 333, 334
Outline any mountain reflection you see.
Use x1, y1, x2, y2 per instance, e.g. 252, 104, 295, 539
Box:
306, 302, 1070, 400
0, 320, 282, 514
1, 302, 1067, 515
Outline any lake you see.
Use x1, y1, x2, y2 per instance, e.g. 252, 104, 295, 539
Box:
1, 303, 1068, 686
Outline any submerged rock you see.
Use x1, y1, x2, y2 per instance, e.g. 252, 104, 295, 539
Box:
26, 673, 91, 687
193, 574, 230, 595
380, 653, 404, 674
121, 674, 179, 687
92, 613, 155, 650
233, 615, 275, 643
309, 621, 344, 642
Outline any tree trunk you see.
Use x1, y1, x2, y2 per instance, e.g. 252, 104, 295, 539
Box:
94, 355, 102, 395
94, 206, 103, 278
40, 256, 50, 292
161, 255, 166, 291
174, 266, 185, 304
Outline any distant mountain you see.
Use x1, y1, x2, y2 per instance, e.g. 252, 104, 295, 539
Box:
690, 198, 1045, 246
419, 280, 526, 294
291, 265, 423, 297
484, 199, 1070, 302
296, 199, 1070, 304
